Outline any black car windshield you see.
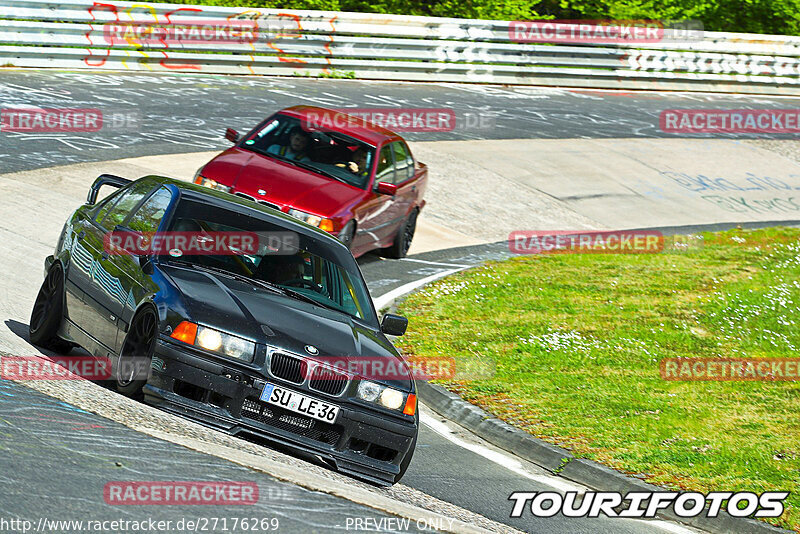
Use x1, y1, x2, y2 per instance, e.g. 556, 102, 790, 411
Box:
241, 113, 375, 189
160, 197, 376, 324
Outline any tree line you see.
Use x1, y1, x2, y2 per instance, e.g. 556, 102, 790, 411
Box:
174, 0, 799, 36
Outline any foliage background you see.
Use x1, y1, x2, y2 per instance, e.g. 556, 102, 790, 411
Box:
171, 0, 800, 36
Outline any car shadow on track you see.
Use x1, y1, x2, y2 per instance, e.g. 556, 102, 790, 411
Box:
5, 319, 84, 357
355, 250, 386, 267
4, 319, 347, 481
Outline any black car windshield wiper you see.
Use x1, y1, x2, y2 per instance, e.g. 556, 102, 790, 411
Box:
274, 285, 340, 311
165, 259, 339, 311
164, 260, 285, 296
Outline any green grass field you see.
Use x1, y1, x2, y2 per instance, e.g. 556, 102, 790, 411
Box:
397, 227, 800, 531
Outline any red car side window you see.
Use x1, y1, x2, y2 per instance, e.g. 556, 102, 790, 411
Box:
392, 141, 414, 183
375, 145, 395, 184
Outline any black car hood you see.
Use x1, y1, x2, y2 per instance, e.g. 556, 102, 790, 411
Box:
161, 264, 410, 387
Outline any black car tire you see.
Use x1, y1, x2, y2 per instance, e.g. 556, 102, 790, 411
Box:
395, 433, 417, 483
115, 308, 157, 398
386, 209, 418, 259
338, 220, 355, 250
29, 263, 71, 353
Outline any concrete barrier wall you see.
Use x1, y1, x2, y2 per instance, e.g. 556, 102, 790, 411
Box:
0, 0, 799, 95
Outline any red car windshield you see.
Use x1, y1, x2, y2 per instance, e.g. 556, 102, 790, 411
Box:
242, 114, 376, 189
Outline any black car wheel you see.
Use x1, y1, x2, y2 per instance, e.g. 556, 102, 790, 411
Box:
338, 220, 355, 250
29, 263, 71, 353
116, 309, 157, 397
386, 209, 418, 259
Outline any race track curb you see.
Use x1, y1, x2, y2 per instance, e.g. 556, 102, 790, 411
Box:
416, 381, 790, 534
415, 381, 571, 472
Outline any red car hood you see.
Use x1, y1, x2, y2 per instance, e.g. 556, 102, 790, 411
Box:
203, 148, 363, 216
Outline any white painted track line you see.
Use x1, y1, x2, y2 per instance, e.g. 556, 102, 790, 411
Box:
400, 258, 471, 268
373, 267, 467, 310
420, 411, 585, 494
420, 411, 699, 534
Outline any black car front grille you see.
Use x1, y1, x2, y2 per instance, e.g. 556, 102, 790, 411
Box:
309, 365, 348, 396
270, 352, 306, 384
240, 397, 341, 446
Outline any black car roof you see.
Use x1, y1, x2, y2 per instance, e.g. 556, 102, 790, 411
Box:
141, 175, 346, 249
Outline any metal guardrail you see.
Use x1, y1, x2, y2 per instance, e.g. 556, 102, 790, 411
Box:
0, 0, 799, 94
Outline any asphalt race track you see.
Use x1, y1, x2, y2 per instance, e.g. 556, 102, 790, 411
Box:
2, 70, 800, 174
0, 380, 427, 533
2, 70, 800, 534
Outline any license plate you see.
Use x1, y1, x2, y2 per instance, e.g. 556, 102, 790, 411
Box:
259, 383, 339, 424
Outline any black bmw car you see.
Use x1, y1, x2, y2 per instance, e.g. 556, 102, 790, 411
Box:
29, 174, 418, 485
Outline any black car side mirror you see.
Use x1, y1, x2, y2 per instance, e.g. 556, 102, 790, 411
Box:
381, 314, 408, 336
137, 254, 154, 274
111, 225, 152, 273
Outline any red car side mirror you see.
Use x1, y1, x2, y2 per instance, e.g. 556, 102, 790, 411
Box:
376, 182, 397, 196
224, 128, 240, 143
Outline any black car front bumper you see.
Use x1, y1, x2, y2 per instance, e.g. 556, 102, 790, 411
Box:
143, 338, 418, 486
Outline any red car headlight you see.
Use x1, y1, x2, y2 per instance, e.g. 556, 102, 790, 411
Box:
287, 209, 334, 232
194, 173, 231, 193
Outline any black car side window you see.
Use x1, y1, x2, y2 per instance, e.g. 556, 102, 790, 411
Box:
99, 181, 155, 230
93, 188, 124, 223
125, 187, 172, 233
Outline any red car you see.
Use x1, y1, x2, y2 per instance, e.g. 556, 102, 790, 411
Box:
194, 106, 428, 258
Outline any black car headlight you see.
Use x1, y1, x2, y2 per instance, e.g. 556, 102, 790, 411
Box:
357, 380, 416, 415
170, 321, 255, 363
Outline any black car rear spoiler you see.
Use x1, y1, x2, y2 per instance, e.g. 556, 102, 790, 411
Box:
87, 173, 132, 205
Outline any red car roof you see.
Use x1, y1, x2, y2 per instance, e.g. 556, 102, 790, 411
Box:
278, 105, 401, 145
